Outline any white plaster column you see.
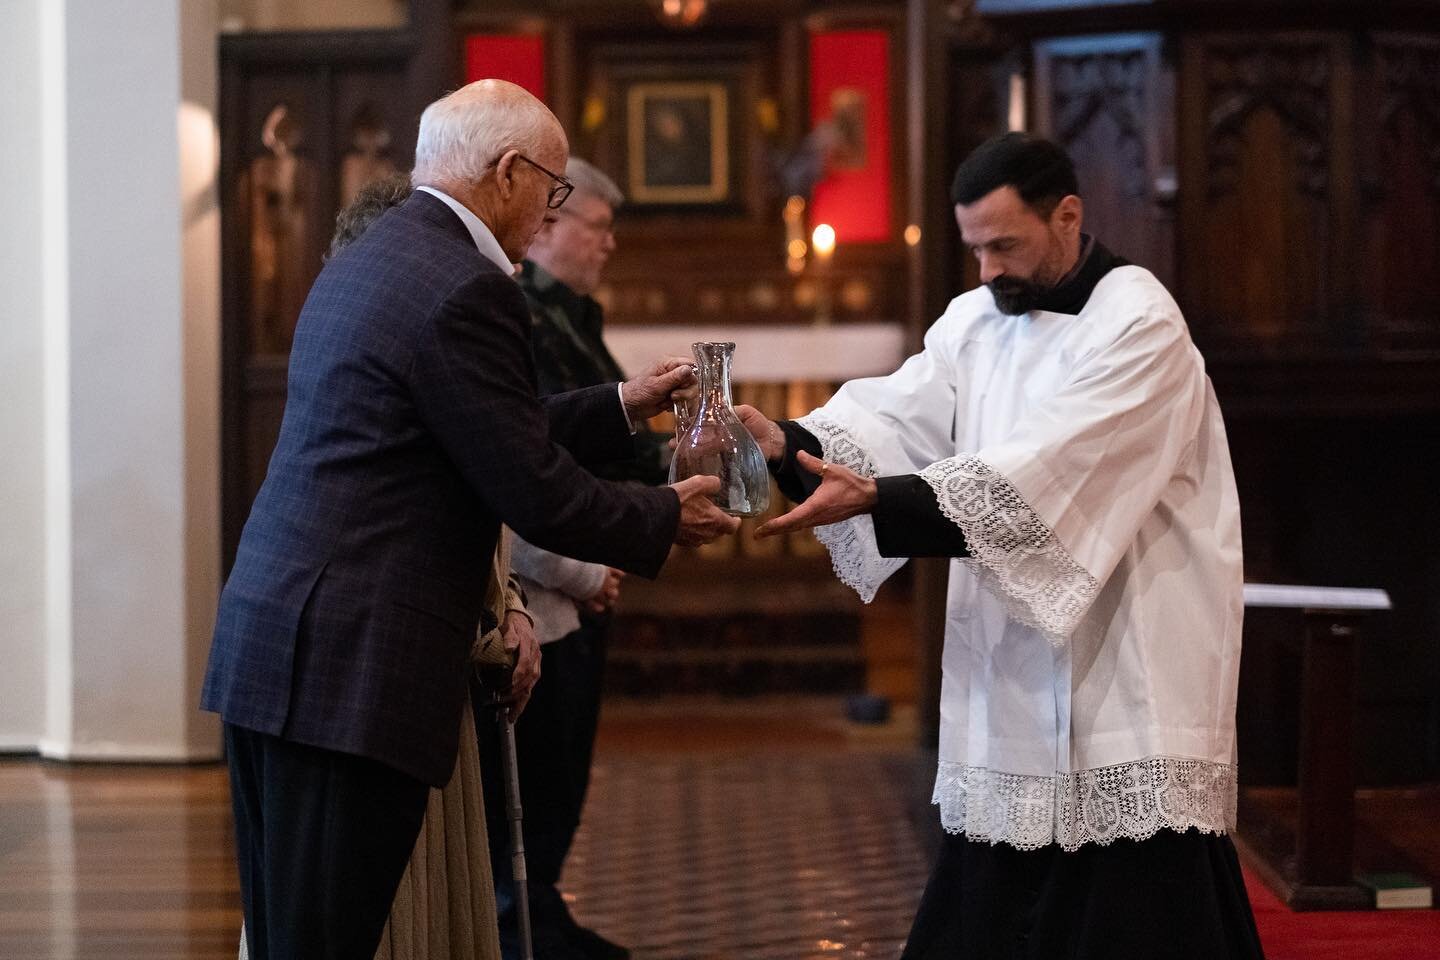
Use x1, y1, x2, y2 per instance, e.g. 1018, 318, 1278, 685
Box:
0, 0, 49, 751
0, 0, 222, 761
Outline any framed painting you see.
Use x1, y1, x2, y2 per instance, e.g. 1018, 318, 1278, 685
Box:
626, 81, 731, 204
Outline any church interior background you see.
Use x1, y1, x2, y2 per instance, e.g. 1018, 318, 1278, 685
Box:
2, 0, 1439, 956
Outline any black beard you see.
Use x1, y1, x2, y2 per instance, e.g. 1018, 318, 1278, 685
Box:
987, 276, 1049, 315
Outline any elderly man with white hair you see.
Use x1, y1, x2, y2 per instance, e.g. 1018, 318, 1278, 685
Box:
202, 80, 739, 960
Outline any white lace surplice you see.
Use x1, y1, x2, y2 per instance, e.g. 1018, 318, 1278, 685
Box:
800, 266, 1244, 852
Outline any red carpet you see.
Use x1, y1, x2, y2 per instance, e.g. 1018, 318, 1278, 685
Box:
1245, 869, 1440, 960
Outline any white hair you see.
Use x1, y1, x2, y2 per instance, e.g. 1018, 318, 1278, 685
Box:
411, 80, 562, 186
565, 157, 624, 209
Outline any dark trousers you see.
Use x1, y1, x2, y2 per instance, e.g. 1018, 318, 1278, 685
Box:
901, 828, 1266, 960
225, 724, 431, 960
476, 622, 608, 953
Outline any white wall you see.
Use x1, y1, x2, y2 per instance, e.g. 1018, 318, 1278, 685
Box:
63, 0, 189, 759
0, 0, 49, 751
0, 0, 222, 761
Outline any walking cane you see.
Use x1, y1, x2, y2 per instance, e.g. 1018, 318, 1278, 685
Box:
476, 650, 535, 960
498, 711, 535, 960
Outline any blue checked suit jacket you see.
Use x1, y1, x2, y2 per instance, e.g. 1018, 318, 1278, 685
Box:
201, 191, 679, 787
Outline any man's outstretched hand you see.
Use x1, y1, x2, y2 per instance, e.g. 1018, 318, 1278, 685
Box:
622, 356, 697, 422
671, 474, 741, 546
755, 451, 878, 539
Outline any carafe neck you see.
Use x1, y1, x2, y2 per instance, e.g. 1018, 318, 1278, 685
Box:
693, 341, 735, 410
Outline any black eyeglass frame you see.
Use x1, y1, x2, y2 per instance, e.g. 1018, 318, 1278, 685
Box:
511, 153, 574, 209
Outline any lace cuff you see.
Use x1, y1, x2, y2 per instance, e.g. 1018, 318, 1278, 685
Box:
932, 757, 1237, 852
794, 413, 906, 603
918, 456, 1099, 643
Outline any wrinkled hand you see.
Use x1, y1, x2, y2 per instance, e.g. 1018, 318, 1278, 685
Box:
501, 610, 540, 721
671, 475, 742, 546
622, 356, 697, 422
584, 567, 625, 615
735, 404, 785, 462
755, 451, 878, 539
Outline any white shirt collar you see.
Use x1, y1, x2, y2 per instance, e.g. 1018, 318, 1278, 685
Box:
415, 185, 515, 276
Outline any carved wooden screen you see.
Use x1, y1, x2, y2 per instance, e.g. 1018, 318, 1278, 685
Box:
1359, 34, 1440, 352
1033, 33, 1176, 289
1178, 33, 1347, 348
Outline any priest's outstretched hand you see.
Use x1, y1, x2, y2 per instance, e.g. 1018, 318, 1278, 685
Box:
755, 449, 878, 539
735, 404, 786, 461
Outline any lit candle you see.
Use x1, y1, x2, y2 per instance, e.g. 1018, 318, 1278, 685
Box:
811, 223, 836, 262
810, 224, 836, 326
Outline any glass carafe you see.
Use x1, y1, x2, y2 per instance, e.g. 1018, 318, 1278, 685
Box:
669, 341, 771, 518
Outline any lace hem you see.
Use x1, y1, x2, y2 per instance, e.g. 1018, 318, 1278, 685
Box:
931, 757, 1237, 852
793, 414, 906, 603
919, 456, 1100, 644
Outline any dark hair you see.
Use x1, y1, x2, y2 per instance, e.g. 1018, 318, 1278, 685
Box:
949, 133, 1079, 217
326, 173, 415, 260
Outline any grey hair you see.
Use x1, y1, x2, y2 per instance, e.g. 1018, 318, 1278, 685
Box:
565, 157, 624, 209
411, 80, 561, 186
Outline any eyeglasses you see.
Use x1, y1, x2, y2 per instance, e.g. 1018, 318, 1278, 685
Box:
513, 153, 574, 209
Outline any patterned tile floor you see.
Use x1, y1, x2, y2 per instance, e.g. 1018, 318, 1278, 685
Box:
561, 744, 935, 960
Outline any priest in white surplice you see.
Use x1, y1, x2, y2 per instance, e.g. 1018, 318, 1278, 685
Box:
739, 134, 1265, 959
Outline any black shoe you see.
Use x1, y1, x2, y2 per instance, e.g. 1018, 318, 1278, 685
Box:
564, 923, 631, 960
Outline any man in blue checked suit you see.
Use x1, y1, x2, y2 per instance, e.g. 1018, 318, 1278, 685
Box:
201, 80, 739, 960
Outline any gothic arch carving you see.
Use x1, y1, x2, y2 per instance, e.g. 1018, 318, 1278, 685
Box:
1204, 43, 1331, 198
1049, 49, 1149, 198
1375, 40, 1440, 197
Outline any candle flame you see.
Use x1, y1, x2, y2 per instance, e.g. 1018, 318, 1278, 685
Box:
811, 223, 836, 257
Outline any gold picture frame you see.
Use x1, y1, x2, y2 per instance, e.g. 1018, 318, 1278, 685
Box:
626, 81, 730, 204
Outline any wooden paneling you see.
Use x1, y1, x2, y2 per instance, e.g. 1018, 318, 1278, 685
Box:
1359, 34, 1440, 352
1033, 32, 1176, 287
1179, 33, 1348, 347
942, 46, 1015, 295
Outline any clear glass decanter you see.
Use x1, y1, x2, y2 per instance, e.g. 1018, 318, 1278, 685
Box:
668, 341, 771, 518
